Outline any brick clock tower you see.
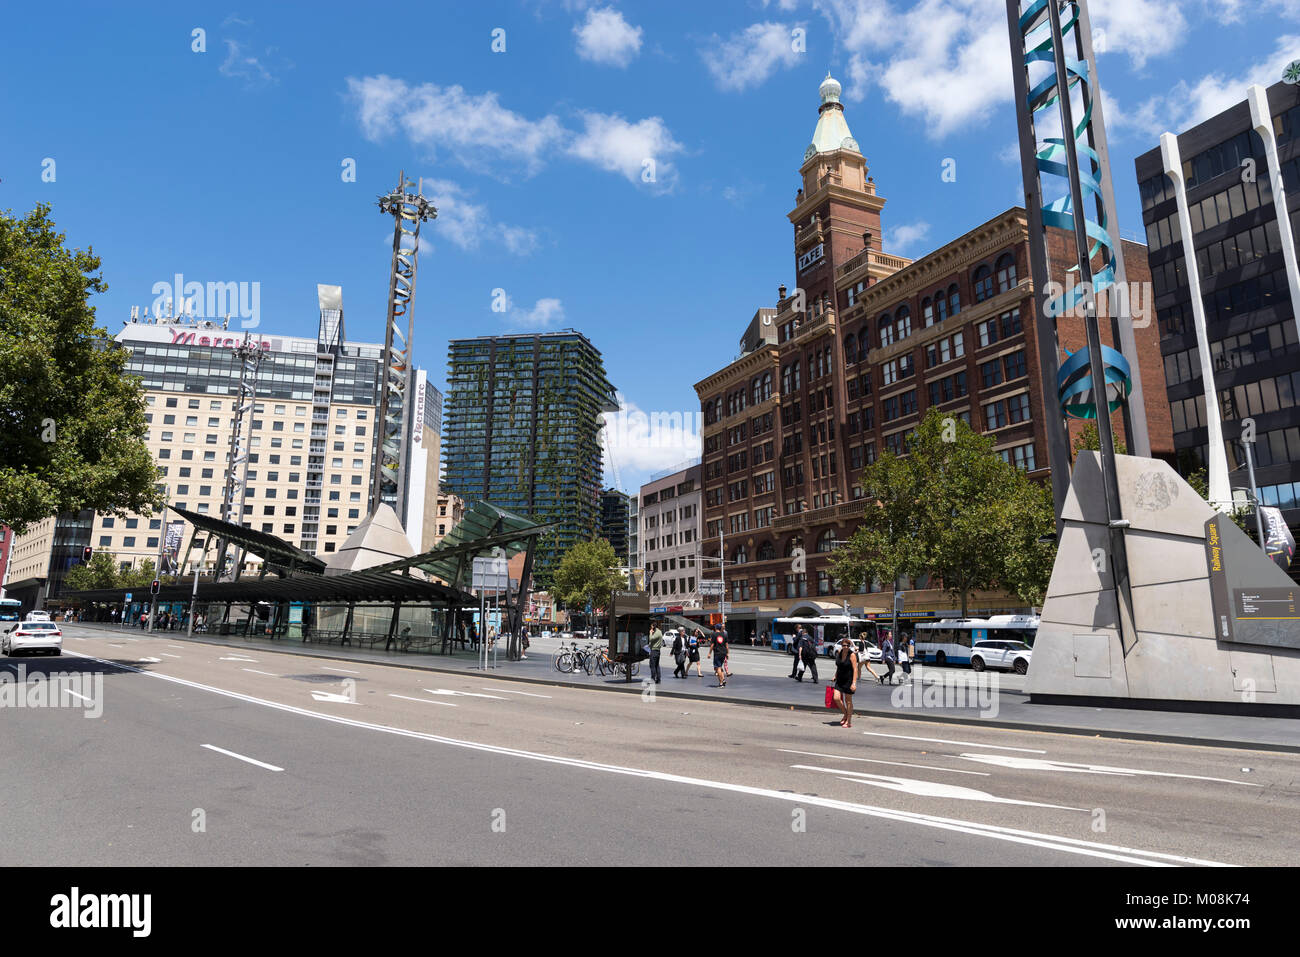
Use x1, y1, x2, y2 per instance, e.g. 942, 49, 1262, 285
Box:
775, 74, 895, 520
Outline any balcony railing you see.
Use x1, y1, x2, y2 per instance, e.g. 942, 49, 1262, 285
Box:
836, 247, 913, 279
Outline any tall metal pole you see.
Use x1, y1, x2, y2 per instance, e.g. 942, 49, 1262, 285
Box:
215, 332, 261, 583
147, 495, 168, 633
1006, 0, 1073, 534
719, 528, 726, 632
1243, 437, 1267, 552
1046, 0, 1136, 650
371, 172, 435, 520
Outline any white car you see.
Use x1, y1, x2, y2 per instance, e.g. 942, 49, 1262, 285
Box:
969, 639, 1032, 675
3, 620, 63, 656
24, 610, 52, 622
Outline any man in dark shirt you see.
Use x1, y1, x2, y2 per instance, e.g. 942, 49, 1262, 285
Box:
710, 630, 729, 687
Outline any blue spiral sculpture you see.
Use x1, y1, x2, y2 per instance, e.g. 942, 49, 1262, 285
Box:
1017, 0, 1132, 418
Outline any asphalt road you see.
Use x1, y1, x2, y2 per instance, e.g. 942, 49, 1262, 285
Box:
1, 624, 1294, 866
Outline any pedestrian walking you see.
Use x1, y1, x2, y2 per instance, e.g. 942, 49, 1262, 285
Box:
719, 627, 731, 677
801, 629, 820, 683
688, 629, 703, 677
648, 624, 664, 683
832, 637, 860, 728
710, 630, 729, 687
671, 630, 686, 678
898, 632, 913, 681
878, 632, 897, 685
789, 626, 807, 679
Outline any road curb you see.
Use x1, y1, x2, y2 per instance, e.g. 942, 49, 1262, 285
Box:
67, 624, 1300, 755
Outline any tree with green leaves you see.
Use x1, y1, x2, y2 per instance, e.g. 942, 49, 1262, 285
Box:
552, 538, 626, 613
0, 204, 162, 534
63, 551, 123, 591
832, 409, 1056, 617
1071, 422, 1126, 460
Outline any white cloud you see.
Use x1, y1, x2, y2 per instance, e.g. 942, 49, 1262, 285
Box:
568, 111, 683, 188
806, 0, 1209, 139
345, 76, 566, 177
886, 221, 931, 255
513, 297, 565, 328
1106, 34, 1300, 139
702, 21, 804, 92
346, 75, 682, 190
574, 7, 643, 67
219, 39, 275, 86
419, 179, 540, 256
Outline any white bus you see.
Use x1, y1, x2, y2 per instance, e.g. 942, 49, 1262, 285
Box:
913, 615, 1039, 667
772, 616, 879, 655
0, 598, 20, 624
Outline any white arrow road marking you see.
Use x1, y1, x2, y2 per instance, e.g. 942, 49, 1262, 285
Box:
481, 686, 552, 698
66, 651, 1235, 867
242, 669, 279, 677
778, 749, 990, 776
791, 765, 1087, 810
201, 744, 283, 772
861, 731, 1047, 753
310, 691, 355, 704
389, 694, 457, 707
424, 688, 506, 699
957, 753, 1264, 786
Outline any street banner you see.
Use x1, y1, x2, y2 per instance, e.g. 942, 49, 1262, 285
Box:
161, 521, 185, 575
1261, 507, 1295, 571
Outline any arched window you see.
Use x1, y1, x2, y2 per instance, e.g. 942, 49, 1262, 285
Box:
757, 541, 775, 561
879, 314, 894, 348
934, 290, 948, 323
973, 264, 994, 303
996, 253, 1017, 293
922, 297, 934, 327
733, 545, 748, 565
783, 537, 803, 558
948, 283, 961, 316
844, 335, 858, 365
895, 305, 912, 341
858, 330, 871, 360
761, 372, 772, 401
816, 529, 836, 553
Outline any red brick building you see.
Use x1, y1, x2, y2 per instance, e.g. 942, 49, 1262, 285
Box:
693, 74, 1173, 642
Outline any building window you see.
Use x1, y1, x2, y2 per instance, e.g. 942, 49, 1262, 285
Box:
996, 253, 1017, 293
973, 264, 994, 302
879, 314, 894, 347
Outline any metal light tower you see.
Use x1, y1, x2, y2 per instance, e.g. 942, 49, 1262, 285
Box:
370, 171, 436, 519
213, 332, 263, 582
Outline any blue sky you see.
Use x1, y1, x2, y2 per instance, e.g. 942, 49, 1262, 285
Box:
1, 0, 1293, 491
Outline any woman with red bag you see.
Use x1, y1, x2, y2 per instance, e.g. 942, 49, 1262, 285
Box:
830, 637, 860, 728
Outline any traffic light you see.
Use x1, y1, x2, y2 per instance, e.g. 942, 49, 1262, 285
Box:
82, 546, 93, 563
150, 579, 161, 595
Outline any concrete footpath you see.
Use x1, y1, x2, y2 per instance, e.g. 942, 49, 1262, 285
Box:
66, 621, 1300, 753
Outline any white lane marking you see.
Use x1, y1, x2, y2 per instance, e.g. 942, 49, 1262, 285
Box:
161, 653, 182, 658
62, 689, 91, 703
219, 656, 257, 662
201, 744, 283, 772
321, 666, 360, 674
242, 668, 279, 677
67, 636, 85, 641
389, 694, 457, 708
167, 645, 185, 650
958, 753, 1264, 787
137, 657, 162, 663
310, 691, 355, 704
778, 748, 990, 776
861, 731, 1047, 754
481, 686, 552, 698
424, 688, 506, 700
792, 765, 1086, 811
66, 652, 1234, 868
